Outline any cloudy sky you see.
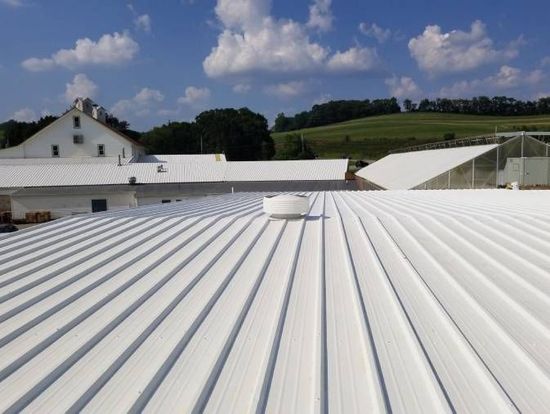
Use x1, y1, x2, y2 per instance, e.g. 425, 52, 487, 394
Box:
1, 0, 550, 130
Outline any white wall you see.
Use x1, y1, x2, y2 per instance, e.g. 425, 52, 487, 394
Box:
11, 191, 137, 219
0, 108, 143, 159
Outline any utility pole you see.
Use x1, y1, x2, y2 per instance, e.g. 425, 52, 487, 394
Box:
301, 133, 304, 153
200, 133, 203, 154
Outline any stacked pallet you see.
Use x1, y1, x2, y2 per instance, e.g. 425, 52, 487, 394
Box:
24, 211, 51, 223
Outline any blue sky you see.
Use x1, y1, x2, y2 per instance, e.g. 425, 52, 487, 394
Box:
1, 0, 550, 130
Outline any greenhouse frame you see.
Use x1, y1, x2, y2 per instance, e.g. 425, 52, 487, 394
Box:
356, 132, 550, 190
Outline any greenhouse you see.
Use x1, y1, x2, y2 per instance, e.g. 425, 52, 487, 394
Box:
355, 132, 550, 190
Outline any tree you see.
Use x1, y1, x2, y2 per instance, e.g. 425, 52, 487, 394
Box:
274, 134, 315, 160
141, 121, 199, 154
195, 107, 273, 160
105, 114, 130, 132
273, 113, 292, 132
2, 116, 58, 147
402, 99, 413, 112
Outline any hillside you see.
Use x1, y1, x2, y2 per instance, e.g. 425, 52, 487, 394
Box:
271, 112, 550, 160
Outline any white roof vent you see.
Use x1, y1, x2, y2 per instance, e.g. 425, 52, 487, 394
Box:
263, 195, 309, 219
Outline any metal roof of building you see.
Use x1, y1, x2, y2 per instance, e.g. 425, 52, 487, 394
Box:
355, 144, 498, 189
225, 159, 349, 182
0, 162, 228, 187
0, 159, 348, 188
0, 189, 549, 413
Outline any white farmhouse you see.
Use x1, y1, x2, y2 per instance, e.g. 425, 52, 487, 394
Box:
0, 97, 145, 160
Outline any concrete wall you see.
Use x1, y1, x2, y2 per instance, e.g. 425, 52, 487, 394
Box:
11, 191, 137, 219
0, 109, 143, 159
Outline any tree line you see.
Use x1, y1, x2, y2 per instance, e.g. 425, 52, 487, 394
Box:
142, 108, 274, 160
273, 98, 401, 133
0, 108, 275, 161
403, 96, 550, 116
4, 95, 550, 161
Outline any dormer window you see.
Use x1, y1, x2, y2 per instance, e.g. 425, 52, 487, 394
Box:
51, 145, 60, 157
73, 116, 81, 129
97, 144, 105, 157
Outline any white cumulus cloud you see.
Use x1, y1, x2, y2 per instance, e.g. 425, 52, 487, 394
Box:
22, 32, 139, 71
1, 0, 25, 7
265, 81, 307, 99
64, 73, 98, 103
134, 14, 152, 33
385, 76, 422, 98
112, 87, 164, 117
439, 65, 544, 97
233, 83, 251, 94
177, 86, 211, 106
11, 107, 36, 122
128, 4, 152, 33
408, 20, 519, 75
204, 0, 380, 79
359, 22, 391, 43
327, 47, 380, 72
307, 0, 333, 32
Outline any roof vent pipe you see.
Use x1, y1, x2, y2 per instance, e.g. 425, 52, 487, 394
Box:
263, 195, 309, 219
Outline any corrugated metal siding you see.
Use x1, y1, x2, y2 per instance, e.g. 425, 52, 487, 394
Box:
355, 145, 498, 190
0, 190, 549, 413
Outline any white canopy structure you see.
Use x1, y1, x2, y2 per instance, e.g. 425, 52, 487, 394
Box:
356, 133, 550, 190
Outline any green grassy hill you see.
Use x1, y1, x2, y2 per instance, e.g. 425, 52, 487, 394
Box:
272, 112, 550, 160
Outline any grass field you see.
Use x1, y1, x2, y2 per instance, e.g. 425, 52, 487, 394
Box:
271, 112, 550, 160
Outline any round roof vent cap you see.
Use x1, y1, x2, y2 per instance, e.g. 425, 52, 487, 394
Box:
263, 194, 309, 219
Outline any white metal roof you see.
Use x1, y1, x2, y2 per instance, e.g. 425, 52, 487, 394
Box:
355, 144, 498, 189
132, 154, 227, 163
226, 159, 349, 182
0, 159, 347, 188
0, 189, 549, 413
0, 163, 228, 187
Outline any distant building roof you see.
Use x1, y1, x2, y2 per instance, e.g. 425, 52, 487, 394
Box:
225, 159, 349, 182
355, 144, 498, 189
132, 154, 227, 163
0, 190, 549, 412
0, 158, 348, 188
0, 162, 227, 187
